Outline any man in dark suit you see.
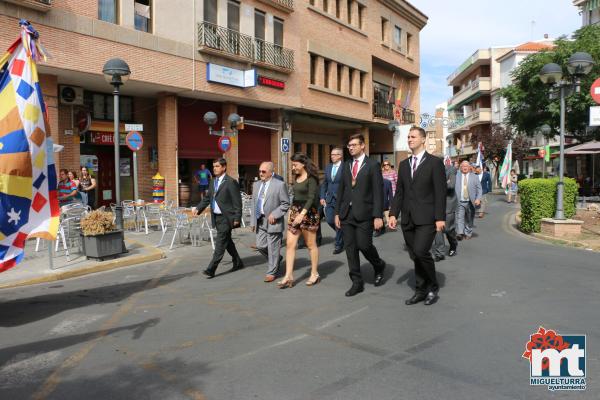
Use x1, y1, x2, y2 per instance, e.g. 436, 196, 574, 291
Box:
389, 126, 446, 306
431, 165, 458, 261
320, 147, 344, 254
194, 158, 244, 278
335, 133, 386, 297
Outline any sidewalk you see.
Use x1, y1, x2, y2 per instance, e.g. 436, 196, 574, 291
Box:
0, 224, 260, 290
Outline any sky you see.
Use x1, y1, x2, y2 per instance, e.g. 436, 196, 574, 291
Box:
415, 0, 582, 115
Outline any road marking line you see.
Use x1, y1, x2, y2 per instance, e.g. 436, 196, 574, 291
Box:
31, 259, 182, 400
315, 306, 369, 330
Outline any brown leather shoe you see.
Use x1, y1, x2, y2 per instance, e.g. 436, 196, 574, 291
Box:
264, 274, 276, 282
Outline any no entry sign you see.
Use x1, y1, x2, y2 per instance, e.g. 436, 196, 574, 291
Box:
218, 136, 232, 152
590, 78, 600, 104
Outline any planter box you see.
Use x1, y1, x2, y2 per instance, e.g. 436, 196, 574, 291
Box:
81, 230, 127, 261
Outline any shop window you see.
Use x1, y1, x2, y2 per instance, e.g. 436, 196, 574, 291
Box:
306, 143, 313, 160
318, 144, 324, 169
294, 142, 302, 154
98, 0, 118, 24
134, 0, 152, 33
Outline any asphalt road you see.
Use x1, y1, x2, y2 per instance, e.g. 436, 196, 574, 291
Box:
1, 195, 598, 400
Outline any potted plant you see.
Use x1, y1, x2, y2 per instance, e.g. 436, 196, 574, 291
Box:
80, 210, 127, 260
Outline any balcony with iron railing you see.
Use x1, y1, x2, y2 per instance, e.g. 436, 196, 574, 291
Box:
372, 102, 416, 124
256, 0, 294, 12
198, 22, 294, 72
4, 0, 52, 11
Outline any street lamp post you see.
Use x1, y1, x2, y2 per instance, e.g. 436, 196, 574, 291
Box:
538, 52, 594, 220
103, 58, 131, 228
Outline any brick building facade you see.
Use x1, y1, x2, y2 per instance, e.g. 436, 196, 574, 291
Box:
0, 0, 426, 205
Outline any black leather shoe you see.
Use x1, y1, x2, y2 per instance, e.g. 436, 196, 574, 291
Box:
424, 291, 439, 306
434, 255, 445, 262
456, 234, 463, 241
231, 263, 245, 272
202, 269, 215, 279
333, 247, 344, 255
448, 249, 457, 257
345, 285, 364, 297
374, 274, 385, 287
373, 230, 383, 237
405, 293, 426, 305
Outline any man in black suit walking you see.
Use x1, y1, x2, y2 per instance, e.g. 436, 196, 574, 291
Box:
194, 158, 244, 278
389, 126, 446, 306
335, 133, 386, 297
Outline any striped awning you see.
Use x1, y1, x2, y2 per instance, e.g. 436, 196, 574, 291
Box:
588, 0, 600, 11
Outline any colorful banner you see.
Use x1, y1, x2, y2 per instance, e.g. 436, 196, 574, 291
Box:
0, 20, 58, 272
499, 142, 513, 190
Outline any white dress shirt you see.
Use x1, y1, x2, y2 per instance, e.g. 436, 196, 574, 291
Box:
213, 176, 223, 214
411, 150, 426, 177
258, 179, 271, 215
351, 153, 366, 176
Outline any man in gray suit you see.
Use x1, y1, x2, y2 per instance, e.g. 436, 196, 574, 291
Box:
432, 165, 458, 260
455, 160, 482, 240
251, 161, 290, 282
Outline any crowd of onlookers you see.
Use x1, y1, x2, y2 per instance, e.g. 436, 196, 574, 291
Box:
57, 166, 97, 209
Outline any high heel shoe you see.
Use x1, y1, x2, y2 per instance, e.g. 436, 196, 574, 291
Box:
277, 278, 294, 289
305, 275, 321, 286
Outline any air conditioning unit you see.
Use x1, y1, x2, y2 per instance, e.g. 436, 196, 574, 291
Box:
59, 85, 84, 105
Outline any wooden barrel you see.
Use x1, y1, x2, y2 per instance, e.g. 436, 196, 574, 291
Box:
179, 182, 191, 207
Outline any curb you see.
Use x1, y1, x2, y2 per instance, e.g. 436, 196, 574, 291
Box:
508, 211, 600, 252
0, 240, 166, 290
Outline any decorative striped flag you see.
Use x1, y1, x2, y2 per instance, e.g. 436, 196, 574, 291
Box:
499, 142, 513, 191
475, 142, 484, 168
0, 20, 58, 273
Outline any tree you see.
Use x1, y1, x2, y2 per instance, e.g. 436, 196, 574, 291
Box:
471, 124, 530, 183
500, 25, 600, 142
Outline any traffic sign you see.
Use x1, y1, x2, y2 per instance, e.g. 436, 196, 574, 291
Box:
218, 136, 232, 152
281, 138, 290, 153
125, 131, 143, 152
538, 148, 546, 158
590, 106, 600, 126
125, 123, 144, 132
590, 78, 600, 104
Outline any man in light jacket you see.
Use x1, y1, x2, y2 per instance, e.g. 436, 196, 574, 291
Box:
251, 161, 290, 282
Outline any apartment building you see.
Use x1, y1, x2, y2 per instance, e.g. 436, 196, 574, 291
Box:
0, 0, 426, 205
574, 0, 600, 26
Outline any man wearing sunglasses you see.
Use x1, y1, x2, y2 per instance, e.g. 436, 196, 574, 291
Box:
250, 162, 290, 282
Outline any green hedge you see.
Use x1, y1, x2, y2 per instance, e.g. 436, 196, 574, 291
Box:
532, 171, 543, 179
519, 178, 578, 233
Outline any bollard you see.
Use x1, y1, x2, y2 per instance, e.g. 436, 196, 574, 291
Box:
114, 205, 124, 231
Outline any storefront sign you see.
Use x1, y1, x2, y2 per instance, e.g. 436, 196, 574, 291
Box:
258, 76, 285, 89
590, 106, 600, 126
90, 132, 126, 145
207, 63, 256, 88
218, 136, 232, 152
125, 123, 144, 132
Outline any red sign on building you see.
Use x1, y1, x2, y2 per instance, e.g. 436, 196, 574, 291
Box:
257, 76, 285, 89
